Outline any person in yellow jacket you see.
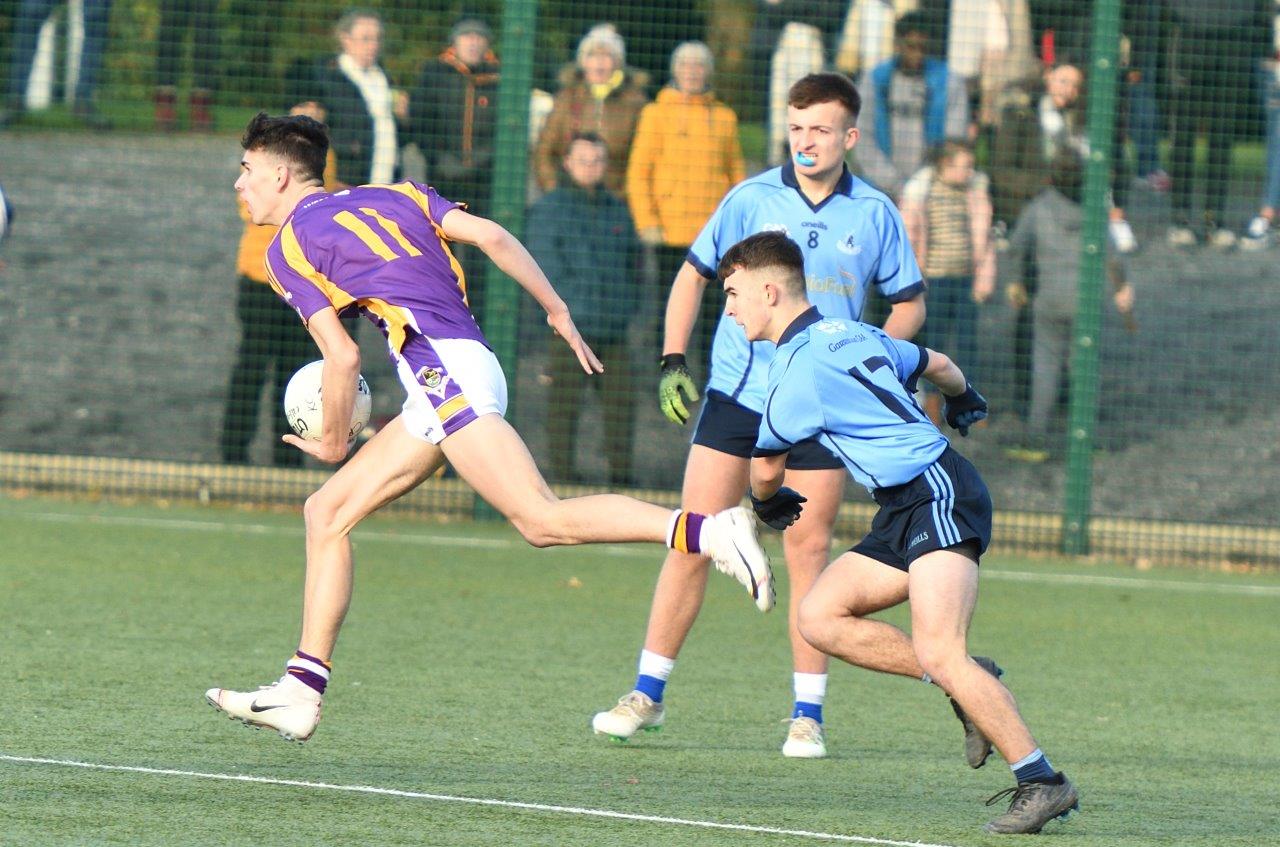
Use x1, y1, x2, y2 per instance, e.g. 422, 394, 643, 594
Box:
626, 41, 745, 369
220, 113, 339, 467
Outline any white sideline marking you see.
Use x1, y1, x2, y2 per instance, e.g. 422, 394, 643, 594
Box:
0, 754, 958, 847
8, 509, 1280, 597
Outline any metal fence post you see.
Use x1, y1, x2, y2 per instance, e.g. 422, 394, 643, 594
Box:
474, 0, 536, 520
1063, 0, 1121, 555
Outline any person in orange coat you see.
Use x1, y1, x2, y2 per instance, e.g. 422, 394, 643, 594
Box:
220, 105, 340, 467
626, 41, 745, 368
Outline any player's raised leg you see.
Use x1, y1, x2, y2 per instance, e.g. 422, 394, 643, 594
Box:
592, 445, 748, 739
442, 414, 771, 608
776, 466, 843, 757
206, 416, 447, 741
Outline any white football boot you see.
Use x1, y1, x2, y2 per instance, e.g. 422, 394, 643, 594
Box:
592, 690, 666, 740
205, 674, 322, 742
704, 507, 775, 612
781, 716, 828, 758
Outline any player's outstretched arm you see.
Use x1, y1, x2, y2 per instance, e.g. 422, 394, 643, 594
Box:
283, 307, 361, 464
441, 207, 603, 374
881, 292, 927, 340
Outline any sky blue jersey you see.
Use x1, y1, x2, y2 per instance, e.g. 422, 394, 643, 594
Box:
688, 162, 925, 413
755, 308, 948, 491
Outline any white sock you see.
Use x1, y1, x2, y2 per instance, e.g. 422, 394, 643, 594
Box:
793, 672, 828, 705
638, 649, 676, 681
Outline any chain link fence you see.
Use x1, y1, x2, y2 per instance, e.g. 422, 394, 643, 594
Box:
0, 0, 1277, 564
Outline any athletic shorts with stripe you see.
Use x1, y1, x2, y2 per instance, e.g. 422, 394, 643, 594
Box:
851, 446, 992, 572
393, 334, 508, 445
693, 389, 843, 470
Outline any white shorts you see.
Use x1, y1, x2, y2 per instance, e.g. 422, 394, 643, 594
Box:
393, 335, 508, 445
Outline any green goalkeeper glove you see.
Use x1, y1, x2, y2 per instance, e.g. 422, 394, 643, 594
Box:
658, 353, 701, 425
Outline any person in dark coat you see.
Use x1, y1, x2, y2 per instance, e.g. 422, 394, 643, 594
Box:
525, 133, 644, 485
410, 17, 500, 322
296, 9, 403, 188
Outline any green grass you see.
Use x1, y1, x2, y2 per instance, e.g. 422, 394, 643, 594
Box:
1, 494, 1277, 846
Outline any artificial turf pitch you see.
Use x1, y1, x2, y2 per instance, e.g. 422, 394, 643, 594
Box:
1, 494, 1276, 846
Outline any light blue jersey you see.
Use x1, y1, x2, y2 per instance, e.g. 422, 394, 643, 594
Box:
688, 162, 925, 413
755, 307, 948, 490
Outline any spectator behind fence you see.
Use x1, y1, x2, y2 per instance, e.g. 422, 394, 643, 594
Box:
1165, 0, 1265, 250
0, 181, 12, 271
2, 0, 112, 128
297, 9, 405, 188
989, 59, 1081, 417
220, 103, 340, 468
535, 25, 650, 196
1001, 152, 1134, 458
1241, 7, 1280, 250
154, 0, 219, 132
758, 0, 847, 165
855, 11, 968, 199
626, 41, 745, 368
833, 0, 915, 81
944, 0, 1035, 134
1123, 0, 1167, 192
526, 133, 643, 485
409, 16, 499, 321
899, 139, 995, 426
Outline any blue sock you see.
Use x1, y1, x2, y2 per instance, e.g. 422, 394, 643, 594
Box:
792, 701, 823, 723
1011, 749, 1056, 783
635, 674, 667, 703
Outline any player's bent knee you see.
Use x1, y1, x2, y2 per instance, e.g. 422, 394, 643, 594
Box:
508, 511, 570, 548
796, 596, 837, 652
782, 529, 833, 569
302, 491, 340, 536
913, 641, 968, 686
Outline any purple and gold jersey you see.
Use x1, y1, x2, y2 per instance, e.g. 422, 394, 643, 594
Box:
264, 182, 486, 351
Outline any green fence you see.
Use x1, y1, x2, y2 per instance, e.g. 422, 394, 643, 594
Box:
1, 0, 1277, 565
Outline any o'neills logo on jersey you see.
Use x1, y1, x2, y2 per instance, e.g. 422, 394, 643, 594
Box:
814, 319, 848, 334
416, 366, 443, 389
837, 229, 862, 255
761, 223, 790, 236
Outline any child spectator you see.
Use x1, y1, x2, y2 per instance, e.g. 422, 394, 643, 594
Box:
900, 139, 995, 425
1001, 152, 1134, 457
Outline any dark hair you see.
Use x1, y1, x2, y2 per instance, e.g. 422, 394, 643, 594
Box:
1049, 150, 1083, 202
568, 131, 606, 147
241, 111, 329, 185
894, 10, 931, 40
788, 72, 861, 124
929, 138, 974, 167
718, 232, 806, 295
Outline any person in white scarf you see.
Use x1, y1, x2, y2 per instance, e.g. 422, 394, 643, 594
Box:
334, 11, 399, 185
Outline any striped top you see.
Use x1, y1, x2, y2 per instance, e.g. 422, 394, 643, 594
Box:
264, 181, 486, 350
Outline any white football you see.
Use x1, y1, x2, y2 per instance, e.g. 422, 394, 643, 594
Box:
283, 360, 372, 442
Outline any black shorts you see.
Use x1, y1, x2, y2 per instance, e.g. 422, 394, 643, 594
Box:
692, 389, 842, 470
851, 446, 992, 572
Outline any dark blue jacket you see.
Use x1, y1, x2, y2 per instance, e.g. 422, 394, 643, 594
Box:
526, 182, 642, 344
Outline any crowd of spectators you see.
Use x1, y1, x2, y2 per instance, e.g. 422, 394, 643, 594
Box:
0, 2, 1274, 471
